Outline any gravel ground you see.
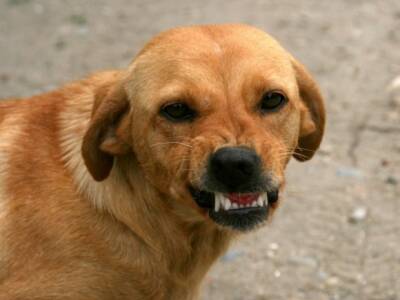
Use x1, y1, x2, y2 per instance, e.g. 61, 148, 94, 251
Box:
1, 1, 399, 299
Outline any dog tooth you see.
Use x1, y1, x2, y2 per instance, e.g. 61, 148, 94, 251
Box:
214, 194, 220, 212
217, 195, 222, 210
224, 198, 231, 210
264, 193, 269, 206
257, 196, 263, 207
232, 203, 238, 209
223, 196, 229, 210
224, 196, 229, 210
252, 201, 257, 207
217, 195, 223, 210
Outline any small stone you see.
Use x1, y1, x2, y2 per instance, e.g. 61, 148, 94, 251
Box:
289, 255, 318, 268
77, 27, 89, 35
255, 294, 268, 300
349, 207, 368, 224
54, 40, 66, 50
385, 176, 398, 185
0, 74, 10, 83
269, 243, 279, 250
387, 75, 400, 91
356, 273, 366, 285
318, 143, 332, 156
274, 270, 281, 278
69, 14, 88, 26
221, 250, 242, 262
381, 159, 389, 167
317, 270, 329, 280
386, 110, 400, 121
336, 167, 363, 179
266, 250, 275, 258
387, 75, 400, 108
7, 0, 30, 5
326, 276, 340, 287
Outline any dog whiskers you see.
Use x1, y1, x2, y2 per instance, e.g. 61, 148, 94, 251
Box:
150, 142, 193, 148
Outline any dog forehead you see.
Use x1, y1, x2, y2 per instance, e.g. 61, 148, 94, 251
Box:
132, 24, 292, 72
125, 25, 295, 106
140, 24, 286, 53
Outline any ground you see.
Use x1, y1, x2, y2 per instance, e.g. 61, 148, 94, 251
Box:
1, 0, 399, 299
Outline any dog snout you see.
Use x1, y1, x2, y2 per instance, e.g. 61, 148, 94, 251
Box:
208, 147, 262, 191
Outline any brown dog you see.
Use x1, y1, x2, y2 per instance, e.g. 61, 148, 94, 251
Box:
0, 24, 325, 299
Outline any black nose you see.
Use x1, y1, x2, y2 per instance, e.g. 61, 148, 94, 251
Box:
209, 147, 261, 190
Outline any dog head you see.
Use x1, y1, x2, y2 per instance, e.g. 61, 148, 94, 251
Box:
82, 24, 325, 231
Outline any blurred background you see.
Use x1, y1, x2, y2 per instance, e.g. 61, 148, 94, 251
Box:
1, 0, 399, 299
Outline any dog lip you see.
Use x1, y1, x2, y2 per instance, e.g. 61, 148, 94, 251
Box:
188, 185, 215, 209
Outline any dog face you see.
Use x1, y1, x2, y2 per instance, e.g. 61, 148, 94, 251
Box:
82, 25, 325, 231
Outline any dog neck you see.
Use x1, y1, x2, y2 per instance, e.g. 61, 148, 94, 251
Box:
98, 155, 234, 290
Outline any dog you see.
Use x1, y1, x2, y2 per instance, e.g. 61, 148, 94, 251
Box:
0, 24, 325, 299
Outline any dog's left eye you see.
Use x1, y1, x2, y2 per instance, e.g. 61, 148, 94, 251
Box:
259, 91, 287, 113
160, 102, 196, 122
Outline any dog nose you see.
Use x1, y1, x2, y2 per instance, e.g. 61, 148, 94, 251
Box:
209, 147, 261, 189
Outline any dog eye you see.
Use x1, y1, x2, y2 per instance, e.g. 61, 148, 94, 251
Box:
259, 91, 287, 112
160, 102, 196, 122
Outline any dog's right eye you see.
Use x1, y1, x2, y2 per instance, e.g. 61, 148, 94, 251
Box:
160, 102, 196, 122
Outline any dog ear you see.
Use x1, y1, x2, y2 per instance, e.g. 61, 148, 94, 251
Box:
82, 82, 131, 181
291, 59, 326, 161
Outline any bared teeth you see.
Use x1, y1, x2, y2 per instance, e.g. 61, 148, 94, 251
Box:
257, 196, 263, 207
264, 194, 269, 206
224, 198, 232, 210
214, 193, 221, 212
213, 193, 268, 212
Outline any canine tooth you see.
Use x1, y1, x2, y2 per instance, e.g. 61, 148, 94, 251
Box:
224, 198, 231, 210
214, 194, 220, 212
257, 196, 263, 207
223, 196, 228, 210
221, 195, 226, 210
220, 194, 225, 209
252, 201, 257, 207
263, 193, 269, 206
232, 203, 238, 209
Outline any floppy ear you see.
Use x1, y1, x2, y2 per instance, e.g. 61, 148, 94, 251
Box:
82, 82, 132, 181
291, 59, 326, 161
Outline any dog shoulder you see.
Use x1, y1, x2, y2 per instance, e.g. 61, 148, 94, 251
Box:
0, 70, 124, 289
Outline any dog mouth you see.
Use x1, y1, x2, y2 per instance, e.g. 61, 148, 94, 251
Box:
214, 192, 268, 211
189, 186, 278, 231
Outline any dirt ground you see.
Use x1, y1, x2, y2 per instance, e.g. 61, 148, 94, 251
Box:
1, 0, 399, 299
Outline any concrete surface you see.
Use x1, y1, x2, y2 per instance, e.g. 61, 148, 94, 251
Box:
1, 0, 399, 299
